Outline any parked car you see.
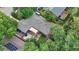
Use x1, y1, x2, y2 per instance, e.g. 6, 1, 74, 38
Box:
35, 11, 40, 16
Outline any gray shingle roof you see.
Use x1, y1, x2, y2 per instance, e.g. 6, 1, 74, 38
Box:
18, 14, 53, 35
50, 7, 66, 17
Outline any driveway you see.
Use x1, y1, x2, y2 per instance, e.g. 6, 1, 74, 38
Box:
0, 7, 13, 16
3, 36, 25, 51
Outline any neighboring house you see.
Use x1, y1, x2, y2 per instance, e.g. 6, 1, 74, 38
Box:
44, 7, 68, 19
17, 14, 53, 41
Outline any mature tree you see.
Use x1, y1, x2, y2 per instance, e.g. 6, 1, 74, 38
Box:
20, 7, 33, 19
24, 38, 39, 51
71, 8, 78, 16
47, 39, 65, 51
24, 42, 38, 51
47, 40, 57, 51
65, 29, 79, 50
68, 8, 78, 17
71, 17, 79, 31
12, 7, 34, 19
39, 43, 49, 51
6, 27, 16, 38
31, 7, 37, 12
37, 35, 46, 44
51, 24, 66, 40
48, 24, 66, 50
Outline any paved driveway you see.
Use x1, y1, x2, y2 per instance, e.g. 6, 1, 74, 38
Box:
3, 36, 25, 51
0, 7, 13, 16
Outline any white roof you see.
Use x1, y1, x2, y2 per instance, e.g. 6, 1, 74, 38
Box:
29, 27, 38, 34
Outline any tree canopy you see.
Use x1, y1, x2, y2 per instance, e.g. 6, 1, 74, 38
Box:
51, 24, 66, 40
24, 38, 39, 51
12, 7, 34, 20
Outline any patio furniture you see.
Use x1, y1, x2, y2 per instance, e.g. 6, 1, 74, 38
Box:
5, 43, 18, 51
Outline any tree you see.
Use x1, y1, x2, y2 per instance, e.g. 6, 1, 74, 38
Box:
6, 27, 16, 38
24, 38, 39, 51
65, 29, 79, 50
47, 40, 58, 51
40, 10, 56, 22
0, 38, 4, 51
0, 32, 3, 41
12, 7, 34, 19
37, 35, 46, 44
68, 8, 78, 17
0, 24, 6, 33
51, 24, 66, 40
71, 8, 78, 16
71, 17, 79, 31
0, 45, 4, 51
49, 24, 66, 50
24, 42, 38, 51
39, 43, 49, 51
31, 7, 37, 12
20, 7, 33, 19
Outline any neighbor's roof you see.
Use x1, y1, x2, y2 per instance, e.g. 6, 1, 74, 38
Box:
50, 7, 66, 17
18, 14, 53, 35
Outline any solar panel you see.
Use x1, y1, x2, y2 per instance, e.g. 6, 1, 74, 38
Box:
5, 43, 18, 51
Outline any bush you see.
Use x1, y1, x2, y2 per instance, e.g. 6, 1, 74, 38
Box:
0, 45, 4, 51
37, 35, 47, 44
51, 24, 66, 40
12, 7, 34, 20
40, 9, 56, 22
24, 38, 39, 51
39, 43, 49, 51
31, 7, 37, 12
11, 11, 22, 20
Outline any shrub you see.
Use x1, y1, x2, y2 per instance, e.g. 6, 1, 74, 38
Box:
12, 7, 34, 20
40, 9, 56, 22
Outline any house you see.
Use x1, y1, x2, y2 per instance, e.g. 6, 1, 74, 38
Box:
44, 7, 68, 19
17, 14, 53, 40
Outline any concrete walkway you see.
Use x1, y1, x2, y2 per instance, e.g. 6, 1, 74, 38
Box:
0, 7, 13, 16
0, 7, 19, 22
